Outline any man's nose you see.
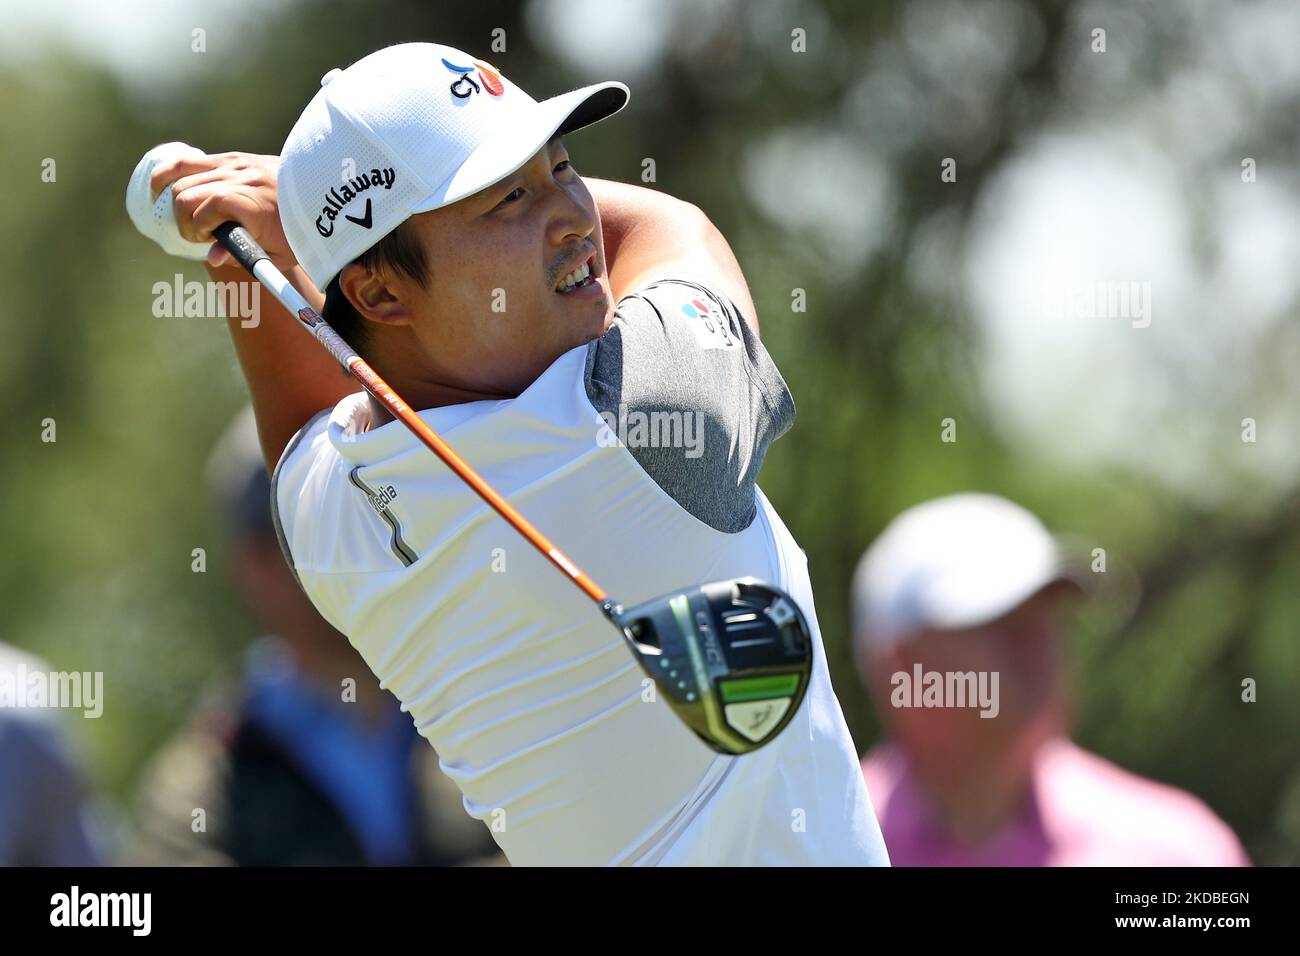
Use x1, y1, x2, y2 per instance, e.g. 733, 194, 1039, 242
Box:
547, 187, 596, 245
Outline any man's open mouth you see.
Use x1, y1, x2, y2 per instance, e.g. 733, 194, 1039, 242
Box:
555, 255, 597, 293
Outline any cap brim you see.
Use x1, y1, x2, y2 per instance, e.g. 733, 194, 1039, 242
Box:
412, 81, 629, 214
870, 539, 1088, 650
924, 566, 1082, 635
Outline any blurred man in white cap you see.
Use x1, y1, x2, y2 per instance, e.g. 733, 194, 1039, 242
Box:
852, 493, 1248, 866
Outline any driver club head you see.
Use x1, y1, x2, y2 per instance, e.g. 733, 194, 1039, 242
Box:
607, 578, 813, 755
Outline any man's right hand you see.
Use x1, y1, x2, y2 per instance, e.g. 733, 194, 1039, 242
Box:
130, 143, 349, 473
149, 151, 298, 273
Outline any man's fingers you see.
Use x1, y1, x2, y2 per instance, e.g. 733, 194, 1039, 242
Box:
172, 185, 248, 244
206, 243, 232, 268
139, 149, 289, 270
169, 167, 236, 201
149, 155, 221, 202
189, 191, 255, 245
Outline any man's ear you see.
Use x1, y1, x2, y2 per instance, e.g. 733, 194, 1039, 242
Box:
338, 262, 414, 327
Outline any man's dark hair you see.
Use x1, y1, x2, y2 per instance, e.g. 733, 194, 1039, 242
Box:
322, 219, 431, 354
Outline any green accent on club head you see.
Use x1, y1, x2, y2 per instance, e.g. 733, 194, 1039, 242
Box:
719, 674, 801, 703
669, 594, 747, 753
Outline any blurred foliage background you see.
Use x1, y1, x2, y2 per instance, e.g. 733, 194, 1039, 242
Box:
0, 0, 1296, 864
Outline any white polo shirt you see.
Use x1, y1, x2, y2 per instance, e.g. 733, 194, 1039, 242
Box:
272, 276, 889, 866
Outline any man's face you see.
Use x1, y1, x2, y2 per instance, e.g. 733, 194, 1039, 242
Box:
385, 137, 613, 396
868, 584, 1074, 778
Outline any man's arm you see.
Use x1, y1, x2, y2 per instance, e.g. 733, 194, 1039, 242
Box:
584, 178, 760, 336
207, 260, 354, 474
580, 179, 792, 535
146, 150, 355, 473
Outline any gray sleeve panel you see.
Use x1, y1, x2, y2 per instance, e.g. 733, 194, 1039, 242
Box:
584, 277, 795, 534
269, 407, 334, 590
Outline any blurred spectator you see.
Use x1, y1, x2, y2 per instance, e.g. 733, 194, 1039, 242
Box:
0, 642, 103, 865
851, 493, 1249, 866
126, 408, 501, 866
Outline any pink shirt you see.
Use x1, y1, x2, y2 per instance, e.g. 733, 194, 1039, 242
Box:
861, 737, 1249, 866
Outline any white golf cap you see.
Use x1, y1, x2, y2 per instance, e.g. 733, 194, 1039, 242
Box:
278, 42, 629, 291
852, 493, 1073, 654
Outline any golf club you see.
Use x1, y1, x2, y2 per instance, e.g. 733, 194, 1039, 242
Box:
213, 220, 812, 754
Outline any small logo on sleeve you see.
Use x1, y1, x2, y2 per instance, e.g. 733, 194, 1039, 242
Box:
316, 167, 396, 238
679, 296, 739, 351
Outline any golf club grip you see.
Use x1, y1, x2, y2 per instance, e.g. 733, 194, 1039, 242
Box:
210, 220, 611, 608
213, 222, 268, 274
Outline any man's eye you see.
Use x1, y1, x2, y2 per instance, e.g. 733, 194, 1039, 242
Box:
499, 187, 524, 207
554, 160, 573, 173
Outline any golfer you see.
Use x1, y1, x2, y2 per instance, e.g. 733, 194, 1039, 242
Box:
137, 42, 888, 866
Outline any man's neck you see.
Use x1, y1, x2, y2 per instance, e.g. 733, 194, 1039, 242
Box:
363, 382, 517, 432
917, 758, 1034, 845
904, 735, 1051, 846
366, 393, 392, 431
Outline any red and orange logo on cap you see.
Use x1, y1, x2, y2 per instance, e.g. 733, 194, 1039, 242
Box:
442, 57, 505, 99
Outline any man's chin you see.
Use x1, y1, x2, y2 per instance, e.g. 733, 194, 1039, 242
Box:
570, 299, 615, 344
545, 282, 613, 341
